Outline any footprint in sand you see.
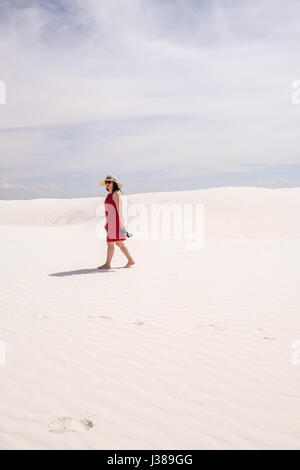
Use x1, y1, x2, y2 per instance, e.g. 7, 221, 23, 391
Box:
87, 315, 111, 320
48, 417, 95, 434
196, 323, 226, 332
208, 324, 226, 332
208, 325, 225, 331
255, 328, 276, 341
133, 321, 144, 326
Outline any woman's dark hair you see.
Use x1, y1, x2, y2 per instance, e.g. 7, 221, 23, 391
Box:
106, 181, 123, 194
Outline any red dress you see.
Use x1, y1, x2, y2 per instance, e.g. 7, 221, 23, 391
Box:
104, 191, 127, 242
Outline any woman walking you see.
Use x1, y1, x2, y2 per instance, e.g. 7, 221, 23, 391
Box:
98, 174, 135, 269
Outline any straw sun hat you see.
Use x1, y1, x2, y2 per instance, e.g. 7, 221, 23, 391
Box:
98, 174, 123, 189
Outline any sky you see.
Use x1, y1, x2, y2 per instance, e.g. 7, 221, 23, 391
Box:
0, 0, 300, 199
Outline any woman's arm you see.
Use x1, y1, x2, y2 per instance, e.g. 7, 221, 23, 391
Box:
112, 191, 126, 228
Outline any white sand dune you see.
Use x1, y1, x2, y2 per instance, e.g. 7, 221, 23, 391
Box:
0, 187, 300, 450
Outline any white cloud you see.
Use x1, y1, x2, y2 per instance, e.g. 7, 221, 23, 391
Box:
0, 180, 61, 191
0, 0, 300, 194
0, 180, 27, 190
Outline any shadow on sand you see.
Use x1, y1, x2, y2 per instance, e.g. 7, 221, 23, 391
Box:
49, 267, 124, 277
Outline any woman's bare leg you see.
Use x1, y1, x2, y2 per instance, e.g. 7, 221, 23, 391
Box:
98, 241, 114, 269
115, 241, 135, 268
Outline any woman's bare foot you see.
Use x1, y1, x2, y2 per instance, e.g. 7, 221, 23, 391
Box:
123, 260, 135, 268
97, 263, 111, 269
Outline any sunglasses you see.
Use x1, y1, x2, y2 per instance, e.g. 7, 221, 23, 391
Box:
105, 180, 113, 184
